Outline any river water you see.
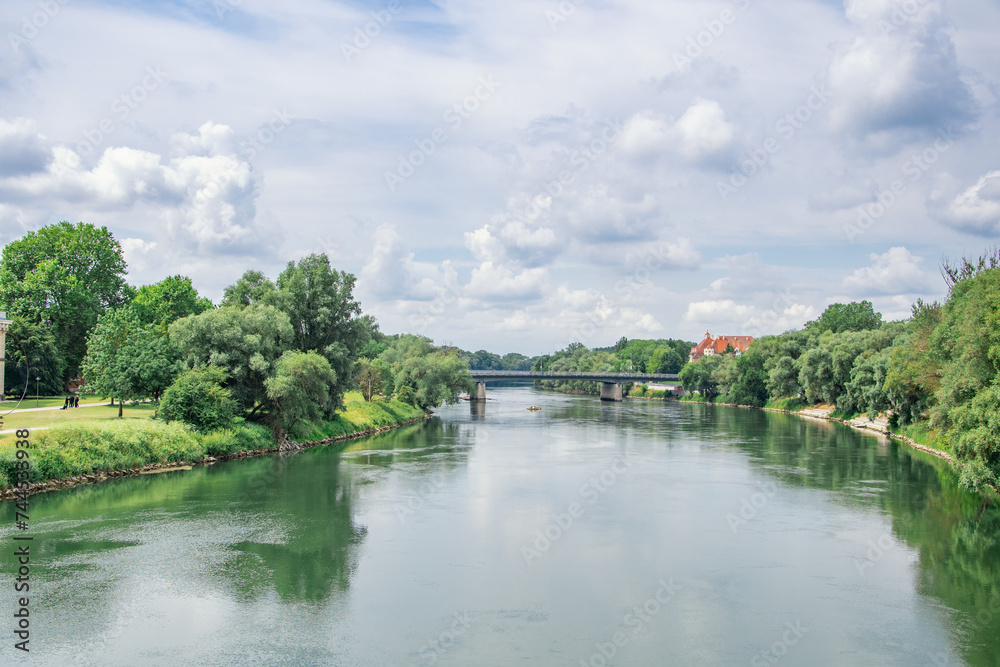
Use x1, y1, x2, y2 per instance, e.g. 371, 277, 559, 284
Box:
3, 387, 999, 666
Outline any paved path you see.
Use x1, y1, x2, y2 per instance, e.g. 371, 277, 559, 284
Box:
0, 401, 112, 414
0, 427, 51, 435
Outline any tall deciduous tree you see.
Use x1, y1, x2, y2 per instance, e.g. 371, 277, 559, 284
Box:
0, 222, 131, 384
807, 301, 882, 334
2, 319, 66, 397
169, 304, 295, 417
271, 254, 373, 410
131, 275, 213, 328
265, 351, 337, 435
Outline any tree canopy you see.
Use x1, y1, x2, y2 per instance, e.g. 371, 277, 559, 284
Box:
0, 222, 131, 384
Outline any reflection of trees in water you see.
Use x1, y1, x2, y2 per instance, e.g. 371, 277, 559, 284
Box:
688, 404, 1000, 667
225, 460, 366, 603
224, 419, 474, 603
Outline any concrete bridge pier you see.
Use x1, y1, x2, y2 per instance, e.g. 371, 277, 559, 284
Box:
600, 382, 623, 402
472, 382, 487, 401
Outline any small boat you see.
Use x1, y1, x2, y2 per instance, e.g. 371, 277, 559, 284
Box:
527, 405, 542, 411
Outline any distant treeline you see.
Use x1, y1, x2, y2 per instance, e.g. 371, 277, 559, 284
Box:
679, 248, 1000, 493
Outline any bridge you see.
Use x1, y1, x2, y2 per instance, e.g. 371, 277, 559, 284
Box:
467, 370, 681, 402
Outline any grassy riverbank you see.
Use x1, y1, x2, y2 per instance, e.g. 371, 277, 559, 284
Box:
0, 392, 427, 494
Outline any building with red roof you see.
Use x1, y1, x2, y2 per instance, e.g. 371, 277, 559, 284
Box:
689, 332, 754, 363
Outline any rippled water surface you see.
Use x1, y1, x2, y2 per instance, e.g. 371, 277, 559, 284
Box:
3, 387, 999, 666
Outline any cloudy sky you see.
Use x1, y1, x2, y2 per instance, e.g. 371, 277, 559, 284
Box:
1, 0, 997, 355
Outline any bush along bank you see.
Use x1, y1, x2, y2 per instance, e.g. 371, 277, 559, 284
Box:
0, 395, 430, 499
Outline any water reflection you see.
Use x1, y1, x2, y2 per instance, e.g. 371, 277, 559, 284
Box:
683, 403, 1000, 667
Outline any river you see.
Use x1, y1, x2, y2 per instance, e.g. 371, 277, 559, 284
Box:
2, 387, 999, 666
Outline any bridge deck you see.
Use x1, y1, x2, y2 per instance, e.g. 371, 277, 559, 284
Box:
468, 371, 679, 382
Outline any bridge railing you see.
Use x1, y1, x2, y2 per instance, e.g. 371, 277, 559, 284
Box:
468, 370, 680, 381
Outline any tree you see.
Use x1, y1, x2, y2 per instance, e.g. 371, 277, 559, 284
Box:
169, 305, 295, 417
766, 356, 800, 399
500, 352, 532, 371
265, 351, 337, 435
382, 338, 474, 409
0, 222, 131, 384
679, 355, 725, 400
651, 347, 684, 374
270, 254, 373, 411
468, 349, 503, 370
393, 351, 474, 409
118, 331, 179, 402
3, 319, 65, 398
81, 308, 144, 417
160, 367, 237, 433
807, 301, 882, 334
221, 270, 276, 308
131, 275, 213, 328
357, 358, 392, 402
727, 354, 769, 407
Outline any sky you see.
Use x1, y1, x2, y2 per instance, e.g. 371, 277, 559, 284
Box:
0, 0, 998, 356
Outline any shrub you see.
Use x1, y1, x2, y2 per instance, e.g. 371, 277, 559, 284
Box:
160, 366, 237, 433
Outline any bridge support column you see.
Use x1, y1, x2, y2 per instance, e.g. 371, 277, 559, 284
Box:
600, 382, 623, 402
472, 382, 487, 401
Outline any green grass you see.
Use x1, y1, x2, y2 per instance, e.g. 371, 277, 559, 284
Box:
679, 393, 716, 403
294, 391, 426, 442
764, 397, 807, 412
0, 391, 426, 490
0, 420, 277, 491
1, 395, 111, 410
893, 421, 951, 454
1, 403, 156, 432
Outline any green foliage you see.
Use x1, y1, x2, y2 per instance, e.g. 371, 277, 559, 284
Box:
727, 354, 769, 407
609, 337, 692, 373
169, 304, 294, 414
807, 300, 882, 334
220, 270, 276, 308
468, 349, 503, 370
201, 423, 276, 457
679, 355, 726, 400
271, 254, 373, 412
300, 392, 426, 441
0, 221, 131, 383
265, 351, 337, 434
131, 275, 213, 328
160, 367, 237, 433
392, 349, 474, 409
0, 420, 202, 485
533, 343, 616, 395
500, 352, 532, 371
82, 307, 179, 406
3, 318, 66, 397
356, 357, 392, 402
396, 385, 417, 406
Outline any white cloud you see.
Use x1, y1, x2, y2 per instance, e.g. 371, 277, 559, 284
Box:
360, 223, 456, 300
619, 99, 734, 164
465, 261, 548, 300
842, 247, 931, 295
682, 299, 817, 336
826, 0, 976, 151
931, 170, 1000, 236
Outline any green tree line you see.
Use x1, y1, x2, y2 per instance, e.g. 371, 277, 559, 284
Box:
1, 222, 474, 440
678, 249, 1000, 492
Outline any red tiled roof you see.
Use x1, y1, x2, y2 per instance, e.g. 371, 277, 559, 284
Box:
689, 332, 754, 362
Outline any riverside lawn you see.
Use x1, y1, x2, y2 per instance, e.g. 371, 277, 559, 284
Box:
0, 392, 425, 492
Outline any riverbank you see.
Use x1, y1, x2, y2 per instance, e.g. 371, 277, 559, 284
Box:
0, 393, 430, 500
679, 395, 955, 465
